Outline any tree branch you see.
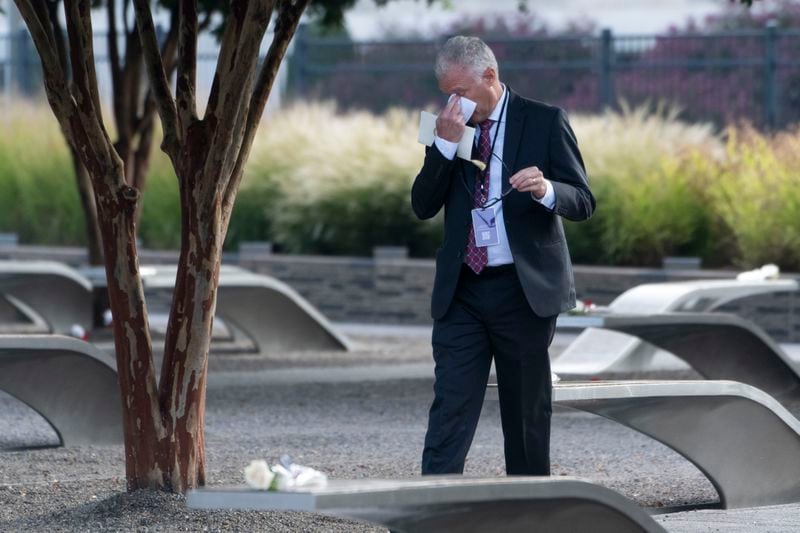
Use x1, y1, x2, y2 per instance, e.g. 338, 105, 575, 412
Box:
132, 0, 180, 156
133, 18, 179, 136
44, 0, 68, 74
14, 0, 63, 87
64, 0, 103, 117
201, 0, 274, 195
108, 0, 128, 140
122, 0, 131, 36
176, 0, 198, 131
161, 10, 181, 77
122, 24, 144, 144
203, 8, 239, 121
28, 0, 55, 47
223, 0, 310, 220
60, 0, 124, 190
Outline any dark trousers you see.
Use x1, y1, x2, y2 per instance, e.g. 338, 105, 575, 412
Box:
422, 264, 556, 476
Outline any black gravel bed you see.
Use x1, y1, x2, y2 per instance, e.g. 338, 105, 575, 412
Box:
4, 330, 795, 532
2, 371, 724, 532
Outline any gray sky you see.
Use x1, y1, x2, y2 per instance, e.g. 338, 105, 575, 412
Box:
345, 0, 730, 39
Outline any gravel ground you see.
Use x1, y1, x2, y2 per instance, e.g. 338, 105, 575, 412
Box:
0, 330, 795, 531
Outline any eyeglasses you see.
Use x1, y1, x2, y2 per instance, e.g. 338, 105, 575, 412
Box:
468, 152, 515, 209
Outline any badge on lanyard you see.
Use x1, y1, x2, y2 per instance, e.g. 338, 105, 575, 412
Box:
471, 204, 499, 247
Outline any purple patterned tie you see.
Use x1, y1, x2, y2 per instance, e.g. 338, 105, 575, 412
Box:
464, 118, 495, 274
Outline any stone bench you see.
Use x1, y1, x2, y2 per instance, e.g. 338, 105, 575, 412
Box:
83, 265, 351, 354
0, 334, 122, 447
555, 278, 798, 373
187, 477, 665, 533
490, 380, 800, 509
566, 313, 800, 405
0, 260, 94, 334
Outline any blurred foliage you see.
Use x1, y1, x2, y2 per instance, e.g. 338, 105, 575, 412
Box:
3, 100, 800, 270
707, 125, 800, 269
0, 104, 85, 245
243, 102, 440, 256
568, 103, 727, 266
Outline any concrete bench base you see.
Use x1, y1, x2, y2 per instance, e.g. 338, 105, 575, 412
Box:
83, 265, 351, 355
0, 261, 94, 333
597, 313, 800, 405
0, 335, 122, 447
547, 381, 800, 509
187, 477, 665, 533
553, 313, 800, 409
555, 278, 799, 374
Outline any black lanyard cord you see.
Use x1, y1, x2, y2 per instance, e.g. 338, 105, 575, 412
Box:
459, 89, 510, 209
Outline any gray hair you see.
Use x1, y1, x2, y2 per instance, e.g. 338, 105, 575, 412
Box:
434, 36, 499, 80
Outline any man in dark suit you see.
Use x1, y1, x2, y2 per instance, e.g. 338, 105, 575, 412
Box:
412, 36, 595, 476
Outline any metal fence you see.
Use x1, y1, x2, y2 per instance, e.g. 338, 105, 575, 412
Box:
288, 25, 800, 130
0, 27, 285, 113
3, 25, 800, 129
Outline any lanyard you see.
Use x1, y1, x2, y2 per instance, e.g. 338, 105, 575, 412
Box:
482, 88, 509, 171
460, 88, 510, 209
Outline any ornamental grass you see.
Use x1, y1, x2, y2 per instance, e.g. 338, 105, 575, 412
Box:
2, 99, 799, 269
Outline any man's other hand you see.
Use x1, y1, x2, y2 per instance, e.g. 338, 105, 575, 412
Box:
510, 166, 548, 199
435, 96, 466, 143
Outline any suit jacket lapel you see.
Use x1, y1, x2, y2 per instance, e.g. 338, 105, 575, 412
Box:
502, 89, 525, 195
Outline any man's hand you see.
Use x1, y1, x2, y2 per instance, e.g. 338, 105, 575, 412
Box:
509, 166, 548, 199
435, 96, 466, 143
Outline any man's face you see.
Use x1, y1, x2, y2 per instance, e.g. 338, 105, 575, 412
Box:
438, 64, 499, 124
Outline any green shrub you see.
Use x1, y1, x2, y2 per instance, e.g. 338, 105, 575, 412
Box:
569, 104, 724, 266
4, 98, 800, 269
0, 103, 86, 245
138, 153, 181, 249
244, 102, 440, 256
708, 126, 800, 269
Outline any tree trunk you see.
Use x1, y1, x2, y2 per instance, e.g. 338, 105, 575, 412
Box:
93, 159, 217, 493
68, 145, 104, 265
157, 150, 223, 491
90, 175, 167, 490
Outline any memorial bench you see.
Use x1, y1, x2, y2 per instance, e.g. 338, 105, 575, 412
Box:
567, 313, 800, 405
83, 265, 351, 354
487, 380, 800, 509
187, 477, 666, 533
0, 334, 122, 447
555, 278, 798, 374
0, 260, 94, 334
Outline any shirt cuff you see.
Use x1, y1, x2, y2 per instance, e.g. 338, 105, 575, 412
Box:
434, 136, 458, 161
532, 179, 556, 209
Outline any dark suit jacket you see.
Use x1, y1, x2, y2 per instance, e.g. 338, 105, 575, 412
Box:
411, 89, 595, 320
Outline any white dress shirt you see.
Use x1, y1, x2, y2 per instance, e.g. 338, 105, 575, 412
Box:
434, 86, 556, 265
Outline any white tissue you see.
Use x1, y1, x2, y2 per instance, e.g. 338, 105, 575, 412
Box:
447, 94, 478, 124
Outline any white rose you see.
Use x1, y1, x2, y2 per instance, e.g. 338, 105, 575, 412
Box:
761, 264, 780, 280
736, 269, 760, 281
244, 460, 275, 490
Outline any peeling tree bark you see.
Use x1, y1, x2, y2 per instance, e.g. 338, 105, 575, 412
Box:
15, 0, 310, 493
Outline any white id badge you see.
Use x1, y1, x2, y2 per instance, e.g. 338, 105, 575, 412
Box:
471, 206, 499, 247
